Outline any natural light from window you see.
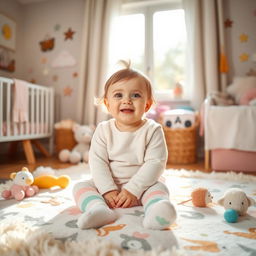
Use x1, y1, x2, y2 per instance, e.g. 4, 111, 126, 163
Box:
153, 10, 186, 91
109, 6, 187, 97
109, 14, 145, 72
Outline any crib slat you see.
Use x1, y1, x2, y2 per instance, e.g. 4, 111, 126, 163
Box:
45, 90, 49, 133
25, 88, 31, 134
6, 82, 11, 136
31, 88, 35, 134
0, 81, 3, 137
36, 88, 39, 134
41, 89, 44, 134
49, 88, 54, 154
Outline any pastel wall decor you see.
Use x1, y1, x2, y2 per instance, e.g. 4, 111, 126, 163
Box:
39, 37, 55, 52
51, 50, 76, 68
0, 13, 16, 51
64, 28, 75, 40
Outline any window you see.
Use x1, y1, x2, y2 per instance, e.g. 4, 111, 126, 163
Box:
109, 0, 187, 100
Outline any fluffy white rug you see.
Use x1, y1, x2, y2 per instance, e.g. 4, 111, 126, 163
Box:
0, 222, 186, 256
0, 164, 256, 256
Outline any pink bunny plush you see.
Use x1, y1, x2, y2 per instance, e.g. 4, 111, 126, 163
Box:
1, 167, 39, 201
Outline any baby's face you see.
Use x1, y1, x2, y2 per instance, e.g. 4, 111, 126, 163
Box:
104, 77, 151, 131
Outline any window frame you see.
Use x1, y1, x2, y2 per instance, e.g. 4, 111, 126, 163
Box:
121, 0, 184, 101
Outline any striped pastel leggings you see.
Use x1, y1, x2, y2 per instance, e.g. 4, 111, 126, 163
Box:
73, 179, 170, 213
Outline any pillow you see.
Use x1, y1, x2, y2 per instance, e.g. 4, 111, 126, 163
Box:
227, 76, 256, 104
240, 87, 256, 105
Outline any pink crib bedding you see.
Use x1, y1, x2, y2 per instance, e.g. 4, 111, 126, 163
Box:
2, 122, 49, 136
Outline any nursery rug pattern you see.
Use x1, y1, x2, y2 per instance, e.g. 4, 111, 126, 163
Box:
0, 164, 256, 256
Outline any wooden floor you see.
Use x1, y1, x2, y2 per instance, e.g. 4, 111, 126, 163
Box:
0, 153, 206, 180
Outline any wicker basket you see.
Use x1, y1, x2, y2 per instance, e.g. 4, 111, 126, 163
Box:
54, 128, 77, 154
164, 125, 197, 164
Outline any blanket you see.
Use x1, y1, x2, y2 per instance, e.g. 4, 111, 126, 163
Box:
0, 164, 256, 256
204, 104, 256, 151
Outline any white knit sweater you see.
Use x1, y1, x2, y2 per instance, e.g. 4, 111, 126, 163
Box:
88, 118, 168, 198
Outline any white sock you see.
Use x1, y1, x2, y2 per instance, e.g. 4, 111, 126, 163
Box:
77, 204, 117, 229
143, 200, 177, 230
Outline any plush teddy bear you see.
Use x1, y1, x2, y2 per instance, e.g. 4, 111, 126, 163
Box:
217, 188, 255, 216
59, 124, 94, 164
1, 167, 39, 201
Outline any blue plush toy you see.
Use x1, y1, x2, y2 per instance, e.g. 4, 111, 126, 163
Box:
224, 209, 238, 223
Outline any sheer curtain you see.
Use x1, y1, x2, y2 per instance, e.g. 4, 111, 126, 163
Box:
76, 0, 121, 125
183, 0, 227, 110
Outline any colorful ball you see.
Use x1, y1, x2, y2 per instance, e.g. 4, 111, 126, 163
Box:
224, 209, 238, 223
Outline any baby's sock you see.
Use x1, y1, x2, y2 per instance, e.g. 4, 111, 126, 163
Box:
143, 199, 176, 229
77, 203, 117, 229
73, 182, 117, 229
143, 199, 176, 230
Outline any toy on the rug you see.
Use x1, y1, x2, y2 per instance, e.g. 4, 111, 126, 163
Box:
1, 167, 39, 201
59, 124, 94, 164
224, 209, 238, 223
218, 188, 256, 223
32, 166, 70, 189
178, 187, 213, 207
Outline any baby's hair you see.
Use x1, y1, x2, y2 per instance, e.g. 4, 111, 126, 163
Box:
103, 60, 154, 102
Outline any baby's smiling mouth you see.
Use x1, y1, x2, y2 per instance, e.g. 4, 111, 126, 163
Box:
120, 108, 134, 113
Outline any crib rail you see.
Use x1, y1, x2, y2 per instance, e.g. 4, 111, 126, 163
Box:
0, 77, 54, 142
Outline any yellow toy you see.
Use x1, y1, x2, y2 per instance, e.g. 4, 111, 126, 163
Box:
33, 175, 70, 189
32, 166, 70, 189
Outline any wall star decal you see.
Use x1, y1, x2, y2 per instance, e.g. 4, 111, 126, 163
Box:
239, 33, 248, 42
64, 28, 75, 40
239, 53, 249, 62
224, 18, 233, 28
63, 86, 73, 96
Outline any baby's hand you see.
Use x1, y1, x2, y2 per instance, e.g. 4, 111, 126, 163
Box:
115, 189, 138, 208
103, 190, 119, 208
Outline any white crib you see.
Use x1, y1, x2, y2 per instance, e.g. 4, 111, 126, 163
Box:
0, 77, 54, 164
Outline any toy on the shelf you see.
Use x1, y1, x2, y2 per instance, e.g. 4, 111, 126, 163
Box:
224, 209, 238, 223
1, 167, 39, 201
217, 188, 255, 216
178, 187, 213, 207
32, 166, 70, 189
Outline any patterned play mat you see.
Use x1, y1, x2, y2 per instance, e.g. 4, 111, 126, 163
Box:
0, 164, 256, 256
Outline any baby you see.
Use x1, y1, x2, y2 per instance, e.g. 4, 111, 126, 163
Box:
73, 61, 176, 230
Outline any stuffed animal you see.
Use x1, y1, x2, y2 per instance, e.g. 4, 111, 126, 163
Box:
191, 187, 213, 207
59, 124, 94, 164
32, 166, 70, 189
178, 187, 213, 207
1, 167, 39, 201
217, 188, 256, 216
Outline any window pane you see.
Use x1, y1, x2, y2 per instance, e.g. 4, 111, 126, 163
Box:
109, 14, 145, 71
153, 10, 186, 91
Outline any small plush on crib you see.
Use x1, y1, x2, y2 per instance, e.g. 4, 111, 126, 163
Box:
1, 167, 39, 201
178, 187, 213, 207
217, 188, 256, 223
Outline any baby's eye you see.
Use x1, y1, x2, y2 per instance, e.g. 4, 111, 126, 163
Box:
131, 93, 141, 98
113, 93, 122, 98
